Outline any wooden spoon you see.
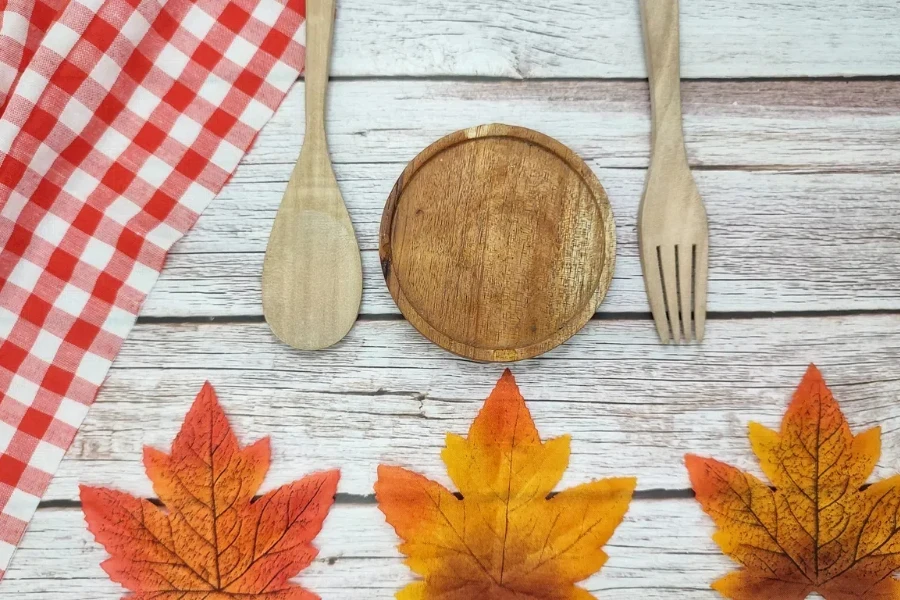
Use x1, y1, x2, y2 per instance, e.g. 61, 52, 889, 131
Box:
262, 0, 362, 350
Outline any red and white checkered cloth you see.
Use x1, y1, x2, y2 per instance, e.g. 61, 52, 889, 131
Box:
0, 0, 306, 580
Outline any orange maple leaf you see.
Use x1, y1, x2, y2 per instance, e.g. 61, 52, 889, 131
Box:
687, 364, 900, 600
375, 369, 636, 600
80, 382, 339, 600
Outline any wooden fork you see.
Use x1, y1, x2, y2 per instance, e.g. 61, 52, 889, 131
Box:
638, 0, 709, 343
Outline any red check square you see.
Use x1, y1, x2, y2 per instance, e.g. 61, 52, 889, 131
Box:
0, 455, 26, 488
16, 408, 53, 440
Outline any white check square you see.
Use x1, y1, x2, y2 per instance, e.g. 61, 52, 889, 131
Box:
119, 10, 151, 46
0, 420, 16, 454
266, 59, 296, 94
29, 143, 58, 177
170, 113, 202, 147
95, 128, 131, 161
144, 223, 181, 251
184, 4, 217, 40
62, 169, 100, 199
54, 397, 91, 429
33, 212, 69, 246
54, 283, 92, 317
225, 36, 257, 69
0, 67, 13, 103
239, 98, 273, 130
156, 44, 191, 79
197, 73, 230, 106
0, 190, 29, 222
27, 440, 67, 474
0, 115, 18, 153
180, 181, 215, 214
81, 237, 116, 271
75, 351, 112, 386
16, 70, 49, 104
5, 375, 39, 407
0, 306, 16, 339
7, 258, 42, 292
251, 0, 282, 27
124, 261, 160, 293
0, 12, 28, 44
42, 23, 80, 58
294, 20, 306, 46
128, 85, 161, 120
210, 140, 243, 173
4, 489, 40, 522
0, 541, 17, 573
101, 306, 136, 338
90, 55, 121, 92
59, 97, 95, 135
31, 330, 64, 363
137, 154, 174, 188
106, 197, 141, 226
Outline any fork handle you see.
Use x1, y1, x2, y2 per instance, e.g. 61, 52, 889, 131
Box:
640, 0, 688, 165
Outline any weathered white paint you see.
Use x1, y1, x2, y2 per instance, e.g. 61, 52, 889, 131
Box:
146, 164, 900, 317
38, 315, 900, 501
240, 80, 900, 170
1, 500, 737, 599
10, 4, 900, 597
140, 80, 900, 317
316, 1, 900, 77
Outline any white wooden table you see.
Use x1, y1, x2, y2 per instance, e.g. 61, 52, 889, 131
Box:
6, 1, 900, 597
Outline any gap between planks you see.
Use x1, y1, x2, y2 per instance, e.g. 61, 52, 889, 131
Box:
33, 488, 698, 511
51, 314, 900, 499
314, 74, 900, 84
133, 308, 900, 326
229, 162, 900, 175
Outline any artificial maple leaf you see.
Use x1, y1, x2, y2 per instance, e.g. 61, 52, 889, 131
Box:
81, 382, 339, 600
375, 369, 636, 600
686, 364, 900, 600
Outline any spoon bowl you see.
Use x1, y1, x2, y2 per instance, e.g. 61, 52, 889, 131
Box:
262, 0, 362, 350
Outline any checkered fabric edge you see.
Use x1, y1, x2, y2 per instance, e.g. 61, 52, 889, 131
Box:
0, 0, 306, 580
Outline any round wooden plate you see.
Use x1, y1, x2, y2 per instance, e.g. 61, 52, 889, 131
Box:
379, 124, 616, 362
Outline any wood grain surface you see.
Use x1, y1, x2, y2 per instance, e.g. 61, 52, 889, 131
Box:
380, 124, 615, 361
145, 167, 900, 317
34, 314, 900, 501
317, 0, 899, 77
639, 0, 709, 343
229, 80, 900, 172
139, 79, 900, 317
262, 0, 362, 350
3, 501, 739, 599
8, 1, 900, 598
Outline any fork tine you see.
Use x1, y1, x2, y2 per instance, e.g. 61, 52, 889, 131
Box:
678, 244, 693, 342
641, 243, 671, 343
694, 241, 709, 342
659, 246, 681, 343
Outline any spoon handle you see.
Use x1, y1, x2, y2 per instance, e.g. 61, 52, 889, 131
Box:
304, 0, 336, 142
640, 0, 687, 161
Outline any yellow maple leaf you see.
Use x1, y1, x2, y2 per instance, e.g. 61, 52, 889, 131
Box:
687, 364, 900, 600
375, 369, 636, 599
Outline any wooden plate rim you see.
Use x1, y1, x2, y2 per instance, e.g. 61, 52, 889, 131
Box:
379, 123, 616, 362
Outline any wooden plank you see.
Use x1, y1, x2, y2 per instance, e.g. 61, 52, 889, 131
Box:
4, 500, 734, 598
45, 315, 900, 501
143, 164, 900, 317
311, 0, 900, 77
139, 80, 900, 317
239, 80, 900, 170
